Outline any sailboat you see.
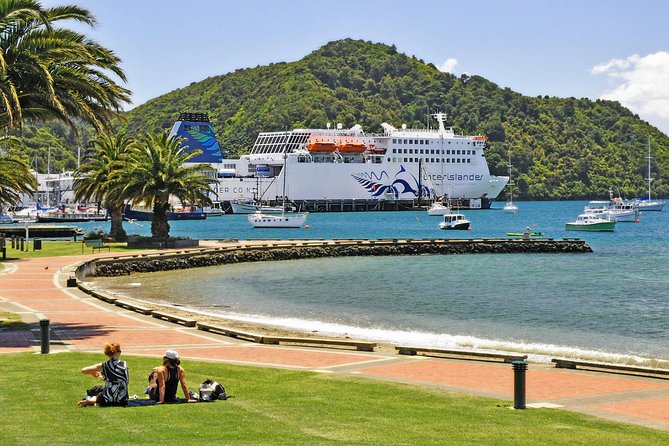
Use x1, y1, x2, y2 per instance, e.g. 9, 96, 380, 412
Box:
631, 136, 665, 211
503, 153, 518, 214
248, 150, 308, 228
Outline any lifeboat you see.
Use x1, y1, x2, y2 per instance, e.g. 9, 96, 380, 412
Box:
336, 139, 367, 154
306, 139, 337, 153
472, 136, 487, 141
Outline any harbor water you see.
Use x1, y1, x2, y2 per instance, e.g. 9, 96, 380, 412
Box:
86, 201, 669, 364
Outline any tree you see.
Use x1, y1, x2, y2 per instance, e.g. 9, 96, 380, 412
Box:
73, 133, 135, 241
0, 151, 37, 212
113, 132, 213, 240
0, 0, 130, 131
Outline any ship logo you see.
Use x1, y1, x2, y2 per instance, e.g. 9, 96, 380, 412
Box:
352, 166, 431, 198
185, 126, 222, 158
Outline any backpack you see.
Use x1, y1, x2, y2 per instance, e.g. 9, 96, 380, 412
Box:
199, 379, 227, 401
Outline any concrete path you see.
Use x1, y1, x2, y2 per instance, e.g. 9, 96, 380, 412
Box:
1, 253, 669, 431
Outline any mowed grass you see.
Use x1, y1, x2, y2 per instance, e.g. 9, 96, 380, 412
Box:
0, 353, 667, 445
2, 239, 135, 258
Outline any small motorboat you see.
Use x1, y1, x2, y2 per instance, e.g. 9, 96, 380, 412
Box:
439, 213, 470, 230
565, 214, 616, 232
506, 232, 543, 237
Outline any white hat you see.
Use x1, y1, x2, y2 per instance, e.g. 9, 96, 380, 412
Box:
164, 350, 179, 360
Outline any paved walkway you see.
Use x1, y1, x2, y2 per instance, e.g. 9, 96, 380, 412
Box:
1, 252, 669, 431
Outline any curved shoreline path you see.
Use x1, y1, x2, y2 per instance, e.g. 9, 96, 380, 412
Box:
1, 241, 668, 432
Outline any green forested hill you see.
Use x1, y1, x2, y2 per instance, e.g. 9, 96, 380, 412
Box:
17, 39, 669, 200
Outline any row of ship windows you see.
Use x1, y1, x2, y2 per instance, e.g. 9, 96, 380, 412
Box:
388, 157, 472, 164
392, 148, 476, 155
183, 124, 210, 132
392, 138, 480, 146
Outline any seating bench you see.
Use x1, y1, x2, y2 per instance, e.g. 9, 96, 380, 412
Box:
262, 336, 377, 351
83, 239, 110, 253
197, 322, 265, 343
396, 346, 527, 363
152, 311, 197, 327
552, 358, 669, 379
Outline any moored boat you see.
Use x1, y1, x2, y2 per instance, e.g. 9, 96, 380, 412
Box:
426, 201, 451, 216
628, 136, 665, 211
121, 204, 206, 221
565, 214, 615, 232
247, 212, 308, 228
439, 213, 471, 230
174, 112, 508, 210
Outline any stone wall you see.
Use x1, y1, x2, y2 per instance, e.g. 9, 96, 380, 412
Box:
87, 239, 592, 277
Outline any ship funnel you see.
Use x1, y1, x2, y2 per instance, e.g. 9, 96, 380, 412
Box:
168, 112, 223, 163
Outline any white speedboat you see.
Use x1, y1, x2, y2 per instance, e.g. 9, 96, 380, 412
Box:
439, 213, 470, 230
248, 212, 308, 228
427, 202, 451, 216
565, 214, 616, 232
584, 189, 639, 222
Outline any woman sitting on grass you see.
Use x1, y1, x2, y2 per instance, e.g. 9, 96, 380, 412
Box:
147, 350, 197, 403
77, 342, 129, 407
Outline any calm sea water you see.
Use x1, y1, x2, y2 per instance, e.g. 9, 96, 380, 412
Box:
87, 201, 669, 364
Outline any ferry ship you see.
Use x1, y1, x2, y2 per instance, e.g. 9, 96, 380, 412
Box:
170, 112, 508, 210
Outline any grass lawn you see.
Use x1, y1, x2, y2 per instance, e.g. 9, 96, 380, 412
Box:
0, 353, 667, 445
1, 239, 135, 259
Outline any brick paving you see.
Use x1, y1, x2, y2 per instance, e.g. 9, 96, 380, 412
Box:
1, 251, 669, 431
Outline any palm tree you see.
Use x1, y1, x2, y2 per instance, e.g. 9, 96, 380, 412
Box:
113, 132, 213, 240
0, 153, 37, 213
74, 133, 135, 241
0, 0, 130, 131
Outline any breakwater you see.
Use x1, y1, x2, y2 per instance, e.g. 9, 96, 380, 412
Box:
82, 238, 592, 277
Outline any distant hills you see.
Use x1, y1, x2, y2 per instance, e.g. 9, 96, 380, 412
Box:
16, 39, 669, 200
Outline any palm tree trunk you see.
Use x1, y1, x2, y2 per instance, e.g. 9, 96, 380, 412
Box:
109, 205, 127, 241
151, 201, 170, 240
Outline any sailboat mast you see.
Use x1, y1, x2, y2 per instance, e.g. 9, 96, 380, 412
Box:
648, 135, 653, 202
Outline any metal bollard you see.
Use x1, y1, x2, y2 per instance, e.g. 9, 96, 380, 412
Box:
20, 237, 24, 251
39, 319, 50, 354
512, 360, 527, 409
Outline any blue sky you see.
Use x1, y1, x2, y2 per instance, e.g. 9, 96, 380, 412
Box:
44, 0, 669, 134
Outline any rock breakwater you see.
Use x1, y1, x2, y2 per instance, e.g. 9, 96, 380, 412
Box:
86, 238, 592, 277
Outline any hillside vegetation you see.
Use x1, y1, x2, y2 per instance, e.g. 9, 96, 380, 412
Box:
16, 39, 669, 200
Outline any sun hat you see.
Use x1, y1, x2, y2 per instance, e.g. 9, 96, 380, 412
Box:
164, 350, 179, 360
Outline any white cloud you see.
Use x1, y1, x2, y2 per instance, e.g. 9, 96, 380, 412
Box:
592, 51, 669, 135
438, 58, 458, 73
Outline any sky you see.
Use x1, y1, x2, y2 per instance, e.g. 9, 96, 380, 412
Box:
43, 0, 669, 135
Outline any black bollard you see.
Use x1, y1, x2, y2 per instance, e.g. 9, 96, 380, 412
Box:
39, 319, 50, 354
511, 360, 527, 409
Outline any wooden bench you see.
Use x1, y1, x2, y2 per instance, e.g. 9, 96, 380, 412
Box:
396, 346, 527, 363
552, 358, 669, 379
152, 311, 197, 327
83, 239, 110, 253
114, 300, 152, 315
262, 336, 377, 351
197, 322, 265, 343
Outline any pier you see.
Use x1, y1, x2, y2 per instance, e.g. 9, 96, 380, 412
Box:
80, 238, 592, 277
